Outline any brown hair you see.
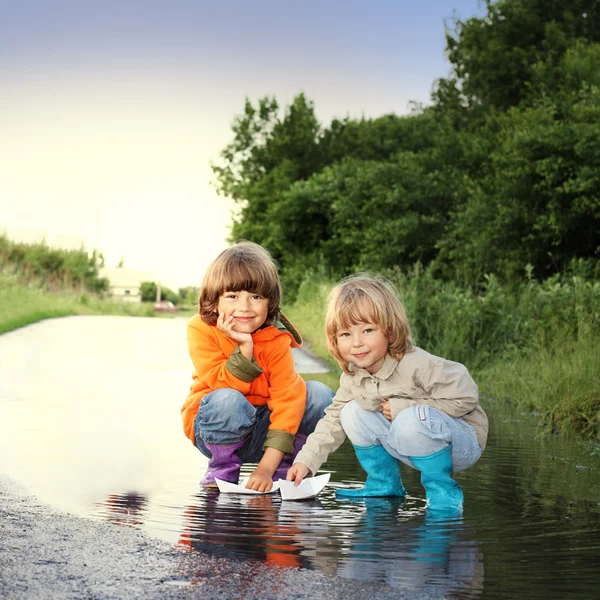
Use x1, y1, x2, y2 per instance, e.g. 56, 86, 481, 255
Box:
325, 273, 413, 373
199, 242, 282, 326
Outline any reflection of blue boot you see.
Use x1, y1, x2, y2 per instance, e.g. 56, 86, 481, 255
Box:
336, 445, 406, 499
410, 445, 464, 517
412, 516, 453, 565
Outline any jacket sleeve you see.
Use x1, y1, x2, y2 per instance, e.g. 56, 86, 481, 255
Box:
187, 319, 262, 395
389, 356, 478, 420
293, 375, 353, 475
263, 336, 307, 454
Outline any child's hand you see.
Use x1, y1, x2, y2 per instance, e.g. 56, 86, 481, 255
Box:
287, 463, 311, 486
245, 467, 274, 492
381, 401, 392, 421
217, 312, 252, 343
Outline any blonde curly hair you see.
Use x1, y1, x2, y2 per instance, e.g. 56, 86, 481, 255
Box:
325, 273, 413, 374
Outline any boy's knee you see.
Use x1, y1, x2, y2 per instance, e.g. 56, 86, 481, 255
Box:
306, 380, 335, 412
197, 388, 254, 427
393, 406, 423, 437
391, 405, 449, 456
339, 400, 365, 430
340, 400, 383, 446
300, 381, 334, 432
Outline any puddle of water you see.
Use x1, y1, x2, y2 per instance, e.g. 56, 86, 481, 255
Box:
1, 316, 600, 598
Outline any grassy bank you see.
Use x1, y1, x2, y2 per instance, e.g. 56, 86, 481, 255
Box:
0, 273, 160, 334
285, 269, 600, 439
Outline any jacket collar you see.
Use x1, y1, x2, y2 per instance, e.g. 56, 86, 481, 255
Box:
252, 312, 303, 347
351, 353, 398, 384
274, 312, 302, 346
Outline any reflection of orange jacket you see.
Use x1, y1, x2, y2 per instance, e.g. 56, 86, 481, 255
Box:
178, 501, 302, 569
181, 314, 306, 452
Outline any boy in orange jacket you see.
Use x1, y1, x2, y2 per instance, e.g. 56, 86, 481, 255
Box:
182, 241, 334, 491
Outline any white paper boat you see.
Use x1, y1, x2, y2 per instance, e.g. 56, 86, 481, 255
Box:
278, 473, 331, 501
215, 477, 281, 495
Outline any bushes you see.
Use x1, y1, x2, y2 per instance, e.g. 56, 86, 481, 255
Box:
0, 234, 108, 293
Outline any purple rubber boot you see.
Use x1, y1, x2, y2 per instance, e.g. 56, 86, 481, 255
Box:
273, 433, 307, 481
201, 439, 246, 488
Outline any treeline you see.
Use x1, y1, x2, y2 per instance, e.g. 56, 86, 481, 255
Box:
0, 234, 108, 293
213, 0, 600, 294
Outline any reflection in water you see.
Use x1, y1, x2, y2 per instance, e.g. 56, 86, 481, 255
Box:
336, 498, 483, 597
175, 486, 483, 596
180, 491, 310, 568
3, 317, 600, 599
96, 492, 148, 527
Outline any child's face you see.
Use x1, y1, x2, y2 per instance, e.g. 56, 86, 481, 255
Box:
336, 320, 389, 374
217, 290, 269, 334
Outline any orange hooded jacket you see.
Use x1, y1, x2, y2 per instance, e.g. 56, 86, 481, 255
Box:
181, 313, 306, 454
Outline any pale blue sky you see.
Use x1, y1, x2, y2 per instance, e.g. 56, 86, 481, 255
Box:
0, 0, 485, 289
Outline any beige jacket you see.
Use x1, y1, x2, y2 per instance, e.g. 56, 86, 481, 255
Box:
295, 348, 488, 475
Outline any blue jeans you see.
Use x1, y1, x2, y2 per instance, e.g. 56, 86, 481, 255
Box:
340, 401, 482, 473
194, 381, 334, 463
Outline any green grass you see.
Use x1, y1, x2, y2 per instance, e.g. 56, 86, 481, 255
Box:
298, 371, 340, 390
477, 323, 599, 436
0, 273, 156, 334
283, 278, 341, 390
283, 278, 339, 374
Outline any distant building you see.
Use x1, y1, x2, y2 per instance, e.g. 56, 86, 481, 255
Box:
100, 267, 154, 303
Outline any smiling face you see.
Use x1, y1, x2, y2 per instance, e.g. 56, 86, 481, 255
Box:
335, 320, 390, 374
217, 290, 270, 334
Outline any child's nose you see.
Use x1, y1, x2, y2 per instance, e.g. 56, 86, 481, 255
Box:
239, 295, 251, 310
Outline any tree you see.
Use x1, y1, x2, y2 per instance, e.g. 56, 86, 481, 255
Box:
435, 86, 600, 281
212, 94, 325, 262
441, 0, 600, 112
140, 281, 157, 302
179, 286, 199, 306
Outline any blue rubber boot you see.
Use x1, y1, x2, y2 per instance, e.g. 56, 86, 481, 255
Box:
336, 444, 407, 499
409, 445, 464, 517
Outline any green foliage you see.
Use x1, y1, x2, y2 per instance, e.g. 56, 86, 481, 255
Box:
478, 321, 599, 436
140, 281, 157, 302
179, 286, 200, 307
435, 83, 600, 281
442, 0, 600, 111
283, 271, 339, 373
140, 281, 180, 304
212, 94, 325, 256
160, 286, 180, 305
0, 234, 108, 293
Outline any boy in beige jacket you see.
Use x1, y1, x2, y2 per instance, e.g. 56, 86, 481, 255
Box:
288, 274, 488, 516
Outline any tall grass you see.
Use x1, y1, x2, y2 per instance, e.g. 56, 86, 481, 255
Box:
285, 267, 600, 438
